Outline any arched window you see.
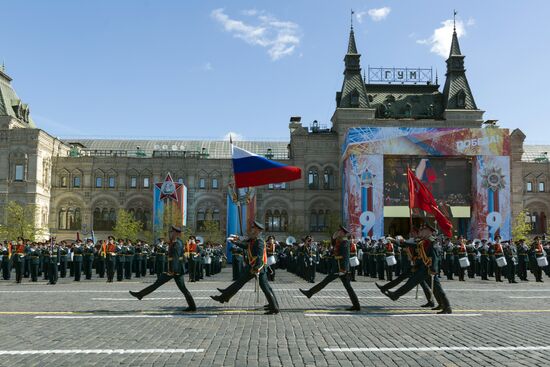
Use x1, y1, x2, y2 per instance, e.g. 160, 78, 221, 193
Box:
265, 209, 287, 232
323, 167, 335, 190
308, 168, 319, 190
310, 209, 330, 232
196, 208, 206, 231
58, 208, 67, 230
93, 208, 101, 229
457, 90, 466, 108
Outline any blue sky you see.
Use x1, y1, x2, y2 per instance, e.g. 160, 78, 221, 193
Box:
1, 0, 548, 142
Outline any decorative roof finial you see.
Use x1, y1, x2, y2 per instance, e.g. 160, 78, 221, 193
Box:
351, 9, 354, 30
453, 9, 457, 32
435, 69, 439, 85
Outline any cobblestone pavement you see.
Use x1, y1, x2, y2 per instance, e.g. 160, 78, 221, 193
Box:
1, 269, 550, 366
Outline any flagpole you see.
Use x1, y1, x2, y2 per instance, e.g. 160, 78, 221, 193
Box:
407, 166, 413, 233
229, 135, 244, 237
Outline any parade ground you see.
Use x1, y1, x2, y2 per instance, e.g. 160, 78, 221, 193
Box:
0, 269, 549, 367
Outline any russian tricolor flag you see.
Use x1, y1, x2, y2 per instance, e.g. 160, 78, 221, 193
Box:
415, 158, 437, 183
232, 145, 302, 188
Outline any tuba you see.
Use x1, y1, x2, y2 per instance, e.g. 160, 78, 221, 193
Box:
286, 236, 296, 246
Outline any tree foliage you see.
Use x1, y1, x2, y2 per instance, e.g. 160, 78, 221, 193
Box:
201, 220, 224, 244
512, 209, 532, 242
0, 201, 44, 241
113, 209, 143, 241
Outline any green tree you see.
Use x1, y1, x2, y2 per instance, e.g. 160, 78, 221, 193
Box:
113, 209, 143, 241
0, 201, 44, 241
512, 209, 532, 242
201, 220, 224, 244
160, 201, 183, 239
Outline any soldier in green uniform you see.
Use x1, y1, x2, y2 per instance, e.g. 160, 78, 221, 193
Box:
83, 239, 94, 280
231, 240, 244, 280
73, 240, 84, 281
116, 239, 126, 281
124, 241, 134, 280
59, 242, 68, 278
13, 238, 26, 283
1, 242, 10, 280
105, 236, 117, 282
42, 242, 50, 280
517, 239, 529, 281
130, 226, 196, 312
211, 221, 280, 314
154, 240, 167, 279
48, 240, 61, 285
299, 226, 361, 311
29, 243, 40, 282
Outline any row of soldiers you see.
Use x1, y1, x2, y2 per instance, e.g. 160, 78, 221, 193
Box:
258, 233, 550, 285
0, 236, 225, 284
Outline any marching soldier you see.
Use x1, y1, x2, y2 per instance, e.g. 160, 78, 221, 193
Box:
211, 221, 280, 314
494, 238, 505, 282
304, 236, 317, 283
299, 225, 361, 311
479, 239, 489, 280
130, 226, 196, 312
385, 238, 395, 282
384, 223, 451, 314
95, 241, 106, 278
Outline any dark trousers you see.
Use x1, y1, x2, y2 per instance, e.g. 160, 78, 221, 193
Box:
14, 261, 23, 283
380, 270, 432, 302
267, 264, 276, 282
232, 256, 243, 280
219, 270, 279, 311
135, 273, 196, 309
376, 258, 385, 280
106, 260, 115, 281
391, 266, 450, 308
69, 261, 74, 277
30, 264, 38, 282
84, 261, 93, 279
124, 261, 132, 279
74, 262, 82, 281
305, 272, 360, 309
116, 262, 124, 281
2, 261, 10, 280
480, 256, 489, 279
24, 259, 30, 278
48, 263, 58, 284
188, 258, 197, 281
60, 260, 67, 278
96, 259, 105, 278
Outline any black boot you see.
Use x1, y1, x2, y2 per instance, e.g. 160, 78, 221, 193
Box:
437, 306, 452, 314
299, 288, 312, 299
129, 291, 143, 300
421, 301, 435, 308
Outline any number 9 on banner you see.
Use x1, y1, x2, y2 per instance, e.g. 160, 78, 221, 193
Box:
359, 211, 376, 234
486, 212, 502, 235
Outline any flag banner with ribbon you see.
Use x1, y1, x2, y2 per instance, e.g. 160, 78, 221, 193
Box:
231, 145, 301, 188
407, 168, 453, 237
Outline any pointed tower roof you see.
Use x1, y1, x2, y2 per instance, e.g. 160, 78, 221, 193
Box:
347, 27, 358, 54
0, 67, 36, 128
336, 26, 369, 109
442, 28, 477, 110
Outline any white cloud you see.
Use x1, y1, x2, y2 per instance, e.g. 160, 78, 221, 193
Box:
202, 62, 213, 71
211, 8, 301, 61
368, 7, 391, 21
223, 131, 244, 141
355, 11, 368, 24
416, 19, 467, 58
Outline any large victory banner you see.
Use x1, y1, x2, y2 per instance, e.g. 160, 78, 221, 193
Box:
342, 127, 511, 240
153, 173, 187, 241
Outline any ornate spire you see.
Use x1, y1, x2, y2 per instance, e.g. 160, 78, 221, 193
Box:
336, 23, 369, 109
442, 15, 477, 110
